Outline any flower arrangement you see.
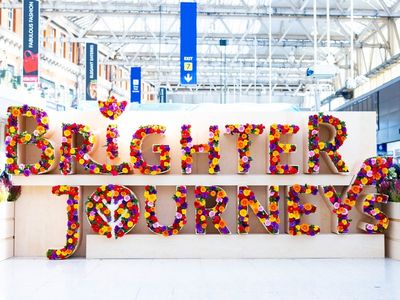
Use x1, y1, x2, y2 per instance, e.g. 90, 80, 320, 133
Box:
106, 124, 119, 160
98, 96, 128, 120
378, 163, 400, 202
288, 184, 320, 236
47, 185, 80, 260
269, 124, 299, 174
180, 125, 220, 174
347, 157, 392, 204
194, 186, 230, 234
308, 113, 348, 173
6, 105, 55, 176
237, 186, 280, 234
130, 125, 170, 175
60, 123, 131, 175
225, 124, 265, 174
0, 184, 9, 203
323, 186, 353, 233
361, 194, 389, 233
144, 185, 188, 236
86, 185, 140, 239
322, 157, 392, 234
0, 171, 21, 202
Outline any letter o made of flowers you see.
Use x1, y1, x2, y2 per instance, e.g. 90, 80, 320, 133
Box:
86, 185, 140, 239
144, 186, 188, 236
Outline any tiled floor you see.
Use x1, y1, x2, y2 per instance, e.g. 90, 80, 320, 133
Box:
0, 258, 399, 300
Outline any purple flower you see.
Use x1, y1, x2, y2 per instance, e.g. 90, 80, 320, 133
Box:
395, 180, 400, 193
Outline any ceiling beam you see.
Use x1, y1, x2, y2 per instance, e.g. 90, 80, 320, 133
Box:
1, 2, 399, 18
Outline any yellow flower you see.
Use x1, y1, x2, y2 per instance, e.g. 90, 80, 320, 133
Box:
239, 209, 247, 217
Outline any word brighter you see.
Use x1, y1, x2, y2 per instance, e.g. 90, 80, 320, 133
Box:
4, 105, 393, 260
6, 106, 349, 176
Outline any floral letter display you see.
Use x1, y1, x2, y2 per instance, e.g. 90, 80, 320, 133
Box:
321, 156, 392, 234
225, 124, 265, 174
130, 125, 170, 175
180, 125, 220, 174
288, 184, 320, 236
47, 185, 81, 260
360, 194, 389, 233
5, 105, 392, 259
106, 124, 119, 160
308, 113, 348, 173
194, 186, 230, 234
5, 106, 55, 176
237, 186, 280, 234
144, 186, 188, 236
86, 185, 140, 239
60, 123, 131, 175
269, 124, 299, 174
322, 185, 353, 234
98, 96, 128, 121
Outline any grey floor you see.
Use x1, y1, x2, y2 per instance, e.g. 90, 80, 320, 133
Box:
0, 258, 399, 300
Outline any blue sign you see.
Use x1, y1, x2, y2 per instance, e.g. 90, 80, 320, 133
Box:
130, 67, 141, 103
377, 143, 387, 156
180, 2, 197, 85
23, 0, 39, 83
159, 87, 167, 103
85, 43, 98, 101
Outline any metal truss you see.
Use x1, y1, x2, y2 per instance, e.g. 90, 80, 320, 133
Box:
2, 0, 400, 105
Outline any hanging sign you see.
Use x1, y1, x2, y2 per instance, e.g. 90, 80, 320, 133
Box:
130, 67, 141, 103
22, 0, 40, 83
85, 43, 98, 101
180, 2, 197, 85
159, 87, 167, 103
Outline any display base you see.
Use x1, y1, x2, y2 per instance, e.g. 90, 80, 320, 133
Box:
0, 202, 15, 261
86, 234, 384, 259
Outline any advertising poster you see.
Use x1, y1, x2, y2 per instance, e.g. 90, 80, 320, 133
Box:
22, 0, 40, 83
86, 43, 98, 101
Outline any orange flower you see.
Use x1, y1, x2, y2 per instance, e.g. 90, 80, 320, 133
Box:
269, 203, 278, 212
292, 184, 301, 193
300, 224, 309, 232
304, 203, 313, 211
351, 185, 361, 194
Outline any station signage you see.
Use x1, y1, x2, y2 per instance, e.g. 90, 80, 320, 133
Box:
180, 2, 197, 85
130, 67, 141, 103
